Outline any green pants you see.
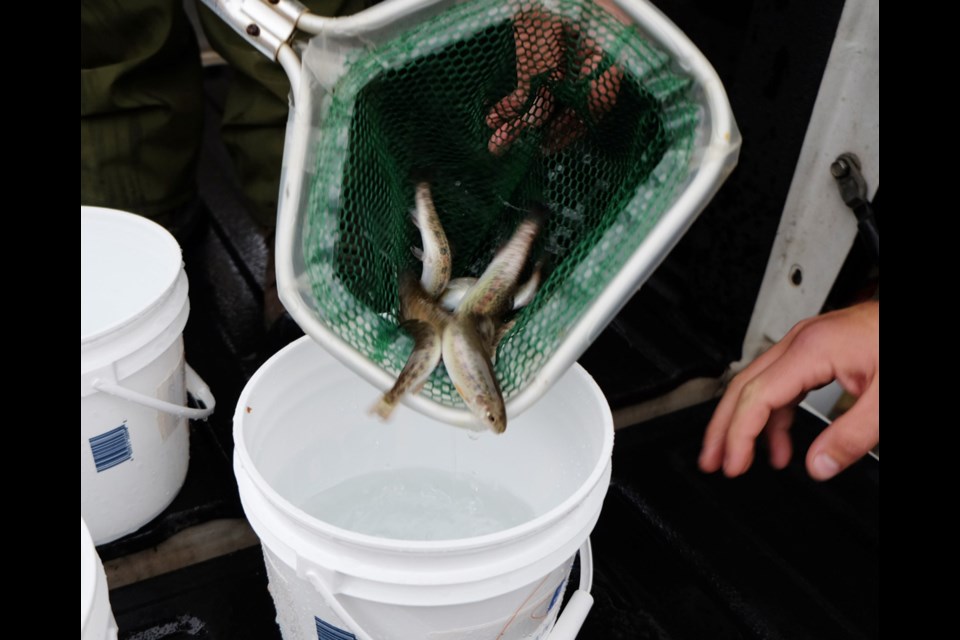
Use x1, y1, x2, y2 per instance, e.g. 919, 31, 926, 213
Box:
81, 0, 359, 231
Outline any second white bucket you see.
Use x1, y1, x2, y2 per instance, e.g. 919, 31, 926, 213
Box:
81, 518, 118, 640
234, 336, 613, 640
81, 206, 215, 544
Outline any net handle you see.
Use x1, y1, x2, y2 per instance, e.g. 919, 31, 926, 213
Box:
197, 0, 452, 98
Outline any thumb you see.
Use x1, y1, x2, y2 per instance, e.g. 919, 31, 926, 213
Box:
805, 376, 879, 481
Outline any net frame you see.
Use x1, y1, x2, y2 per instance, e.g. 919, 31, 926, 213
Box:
273, 0, 740, 427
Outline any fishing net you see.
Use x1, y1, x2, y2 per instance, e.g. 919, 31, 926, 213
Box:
299, 0, 702, 410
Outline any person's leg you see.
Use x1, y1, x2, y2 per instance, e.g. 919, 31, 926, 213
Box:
197, 0, 365, 330
81, 0, 204, 237
196, 0, 365, 230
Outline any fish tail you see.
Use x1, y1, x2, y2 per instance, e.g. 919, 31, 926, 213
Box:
370, 394, 398, 421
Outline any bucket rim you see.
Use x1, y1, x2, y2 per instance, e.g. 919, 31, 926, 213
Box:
234, 335, 614, 554
81, 206, 183, 345
80, 518, 97, 632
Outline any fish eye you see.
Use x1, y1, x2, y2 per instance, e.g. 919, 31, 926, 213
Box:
485, 412, 495, 423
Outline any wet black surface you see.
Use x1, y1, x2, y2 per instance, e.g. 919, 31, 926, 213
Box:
581, 402, 878, 640
111, 546, 281, 640
111, 401, 878, 640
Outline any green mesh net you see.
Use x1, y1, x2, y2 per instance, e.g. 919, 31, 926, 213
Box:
302, 0, 700, 409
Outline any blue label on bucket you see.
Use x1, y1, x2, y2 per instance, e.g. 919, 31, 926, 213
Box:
547, 580, 564, 613
315, 617, 356, 640
89, 424, 132, 472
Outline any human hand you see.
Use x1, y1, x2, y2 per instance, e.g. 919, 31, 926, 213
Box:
486, 9, 623, 156
699, 301, 879, 481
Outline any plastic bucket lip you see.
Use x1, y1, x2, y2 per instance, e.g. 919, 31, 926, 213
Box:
81, 206, 183, 345
234, 335, 614, 555
81, 519, 96, 632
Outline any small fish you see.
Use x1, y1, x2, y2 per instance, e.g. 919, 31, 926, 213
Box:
510, 259, 544, 309
457, 208, 544, 318
371, 272, 450, 421
399, 270, 452, 327
488, 318, 517, 365
439, 261, 543, 312
411, 181, 452, 298
439, 259, 542, 365
371, 320, 442, 420
439, 277, 478, 312
442, 315, 507, 433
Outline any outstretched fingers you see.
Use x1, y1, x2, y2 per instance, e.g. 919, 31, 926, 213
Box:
701, 301, 879, 479
720, 326, 841, 476
699, 319, 811, 473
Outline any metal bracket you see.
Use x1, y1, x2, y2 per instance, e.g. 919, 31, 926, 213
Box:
831, 153, 879, 258
732, 0, 878, 371
202, 0, 307, 60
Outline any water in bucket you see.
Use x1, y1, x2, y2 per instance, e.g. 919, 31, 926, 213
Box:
234, 336, 613, 639
300, 467, 535, 540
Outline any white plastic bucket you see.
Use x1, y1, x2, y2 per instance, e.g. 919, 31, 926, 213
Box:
234, 336, 613, 640
81, 206, 215, 545
81, 518, 119, 640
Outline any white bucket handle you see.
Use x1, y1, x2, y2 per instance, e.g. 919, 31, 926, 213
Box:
92, 364, 216, 420
304, 539, 595, 640
303, 567, 376, 640
549, 538, 595, 640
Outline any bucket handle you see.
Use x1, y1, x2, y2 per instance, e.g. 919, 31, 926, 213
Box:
303, 538, 595, 640
548, 538, 595, 640
92, 364, 216, 420
304, 568, 376, 640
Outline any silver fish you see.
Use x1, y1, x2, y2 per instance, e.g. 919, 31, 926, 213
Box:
457, 210, 543, 318
411, 181, 452, 298
370, 272, 450, 420
370, 320, 441, 420
439, 277, 478, 312
442, 315, 507, 433
510, 259, 543, 309
399, 270, 451, 327
439, 261, 543, 313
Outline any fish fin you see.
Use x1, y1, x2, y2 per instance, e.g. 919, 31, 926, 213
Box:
512, 262, 542, 309
410, 245, 424, 261
400, 318, 436, 337
399, 319, 419, 332
489, 319, 516, 364
472, 316, 495, 349
411, 380, 428, 396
